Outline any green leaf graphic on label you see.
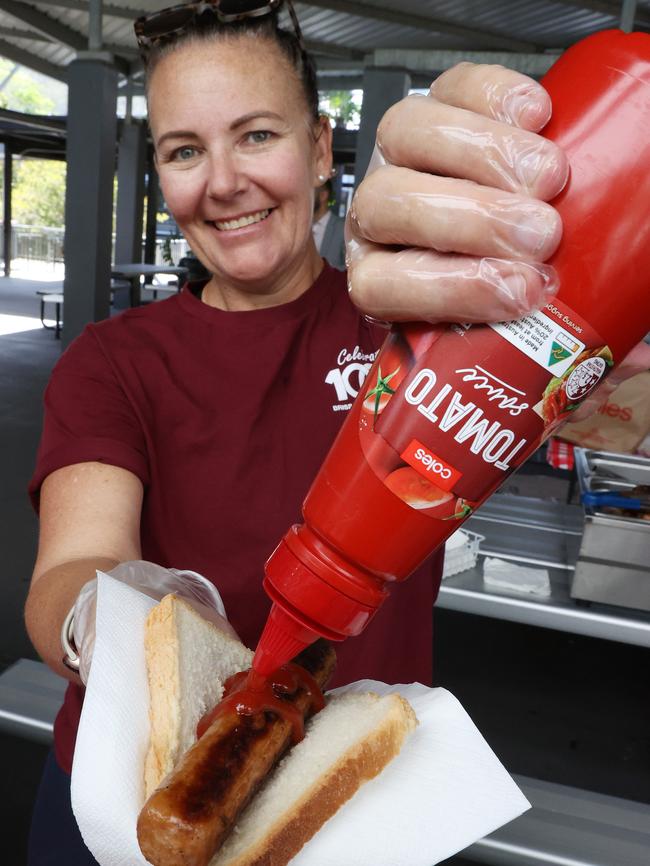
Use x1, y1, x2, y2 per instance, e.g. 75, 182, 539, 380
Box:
365, 365, 400, 426
548, 341, 572, 366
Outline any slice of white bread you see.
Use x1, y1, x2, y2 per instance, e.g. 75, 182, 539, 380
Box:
143, 593, 253, 798
211, 690, 417, 866
144, 593, 418, 866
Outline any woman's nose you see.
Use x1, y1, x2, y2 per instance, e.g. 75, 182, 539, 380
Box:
205, 150, 246, 200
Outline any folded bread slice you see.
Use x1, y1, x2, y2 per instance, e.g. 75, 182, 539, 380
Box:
210, 689, 417, 866
143, 593, 253, 798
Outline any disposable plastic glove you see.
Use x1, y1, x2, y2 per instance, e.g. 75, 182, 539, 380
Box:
346, 62, 567, 325
346, 60, 649, 413
72, 560, 234, 684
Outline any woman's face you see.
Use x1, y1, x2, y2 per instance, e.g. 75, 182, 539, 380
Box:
148, 35, 332, 308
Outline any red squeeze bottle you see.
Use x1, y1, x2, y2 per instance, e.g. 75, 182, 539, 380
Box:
253, 30, 650, 676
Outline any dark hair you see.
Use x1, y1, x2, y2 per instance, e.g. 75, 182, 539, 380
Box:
144, 12, 320, 122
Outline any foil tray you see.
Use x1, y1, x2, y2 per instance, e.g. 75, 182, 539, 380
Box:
572, 449, 650, 611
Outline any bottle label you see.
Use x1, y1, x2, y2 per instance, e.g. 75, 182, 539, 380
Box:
358, 299, 612, 520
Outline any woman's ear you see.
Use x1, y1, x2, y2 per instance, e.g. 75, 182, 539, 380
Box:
314, 114, 333, 181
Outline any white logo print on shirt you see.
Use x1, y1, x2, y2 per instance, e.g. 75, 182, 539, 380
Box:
325, 346, 379, 411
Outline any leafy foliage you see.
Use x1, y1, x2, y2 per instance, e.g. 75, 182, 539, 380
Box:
10, 159, 67, 226
0, 60, 56, 114
319, 90, 361, 127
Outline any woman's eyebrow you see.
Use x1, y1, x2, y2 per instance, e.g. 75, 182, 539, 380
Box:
156, 130, 199, 148
155, 112, 284, 148
230, 111, 284, 129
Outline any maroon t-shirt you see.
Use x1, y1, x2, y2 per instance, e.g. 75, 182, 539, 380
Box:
30, 264, 442, 774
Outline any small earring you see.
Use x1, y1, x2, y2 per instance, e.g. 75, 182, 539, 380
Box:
317, 174, 327, 183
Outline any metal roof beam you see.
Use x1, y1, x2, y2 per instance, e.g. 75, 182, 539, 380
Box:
104, 41, 139, 60
0, 1, 137, 72
9, 1, 363, 61
0, 106, 65, 130
0, 24, 53, 40
0, 35, 66, 79
314, 56, 364, 71
301, 0, 540, 52
372, 48, 562, 78
552, 0, 650, 28
0, 0, 87, 49
305, 38, 364, 60
26, 0, 140, 20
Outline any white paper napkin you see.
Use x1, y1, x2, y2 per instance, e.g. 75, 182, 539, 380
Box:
484, 557, 552, 597
72, 573, 530, 866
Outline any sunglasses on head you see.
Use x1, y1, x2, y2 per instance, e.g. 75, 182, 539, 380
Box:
134, 0, 304, 53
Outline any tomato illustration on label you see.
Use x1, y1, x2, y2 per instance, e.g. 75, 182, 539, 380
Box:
384, 466, 454, 511
361, 333, 411, 426
384, 467, 474, 519
443, 498, 474, 521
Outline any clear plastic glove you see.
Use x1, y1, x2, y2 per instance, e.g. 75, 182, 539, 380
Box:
72, 560, 235, 684
346, 62, 568, 324
345, 61, 646, 406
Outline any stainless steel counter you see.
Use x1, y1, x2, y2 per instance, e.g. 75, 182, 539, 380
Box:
438, 494, 650, 865
466, 775, 650, 866
437, 494, 650, 647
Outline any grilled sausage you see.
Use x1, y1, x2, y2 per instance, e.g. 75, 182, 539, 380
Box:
137, 640, 336, 866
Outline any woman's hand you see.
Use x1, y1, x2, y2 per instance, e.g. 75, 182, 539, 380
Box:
346, 61, 649, 411
347, 62, 567, 324
73, 561, 238, 684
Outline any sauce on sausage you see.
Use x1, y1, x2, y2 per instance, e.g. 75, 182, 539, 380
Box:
196, 663, 325, 743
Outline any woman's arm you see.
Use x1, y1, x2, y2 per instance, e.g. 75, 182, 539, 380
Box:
25, 461, 143, 682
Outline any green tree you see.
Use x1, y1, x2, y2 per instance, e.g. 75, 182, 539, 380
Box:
12, 158, 66, 226
0, 60, 56, 114
319, 90, 360, 127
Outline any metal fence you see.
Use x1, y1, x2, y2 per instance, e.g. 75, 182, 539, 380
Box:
0, 223, 192, 270
0, 224, 65, 265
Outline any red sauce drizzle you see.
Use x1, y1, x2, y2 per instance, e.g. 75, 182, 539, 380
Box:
196, 664, 325, 743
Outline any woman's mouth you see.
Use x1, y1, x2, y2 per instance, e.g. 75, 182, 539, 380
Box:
213, 208, 272, 231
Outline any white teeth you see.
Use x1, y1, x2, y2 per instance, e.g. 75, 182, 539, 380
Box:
215, 209, 270, 231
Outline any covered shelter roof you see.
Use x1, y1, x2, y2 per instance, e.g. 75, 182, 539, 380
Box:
1, 0, 648, 347
0, 107, 65, 155
0, 0, 648, 93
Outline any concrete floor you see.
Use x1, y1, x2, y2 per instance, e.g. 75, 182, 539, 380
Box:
1, 276, 648, 864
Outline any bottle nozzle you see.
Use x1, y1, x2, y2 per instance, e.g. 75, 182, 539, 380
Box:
252, 604, 320, 677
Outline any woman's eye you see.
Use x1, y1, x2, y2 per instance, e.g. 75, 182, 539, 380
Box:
173, 145, 198, 161
246, 130, 272, 144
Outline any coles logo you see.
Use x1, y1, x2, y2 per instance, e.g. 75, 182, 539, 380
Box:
400, 439, 462, 492
565, 357, 607, 401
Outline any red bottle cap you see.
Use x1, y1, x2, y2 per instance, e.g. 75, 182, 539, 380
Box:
253, 525, 390, 676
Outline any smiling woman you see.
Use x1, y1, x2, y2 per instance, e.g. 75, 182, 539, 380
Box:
147, 34, 332, 309
24, 1, 584, 863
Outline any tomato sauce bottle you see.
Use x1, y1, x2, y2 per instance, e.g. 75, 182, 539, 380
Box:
253, 30, 650, 676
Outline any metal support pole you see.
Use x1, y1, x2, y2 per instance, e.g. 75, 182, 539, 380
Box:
354, 67, 411, 185
114, 120, 146, 265
63, 54, 117, 344
124, 76, 133, 124
620, 0, 638, 32
144, 152, 160, 265
88, 0, 103, 51
3, 144, 12, 277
